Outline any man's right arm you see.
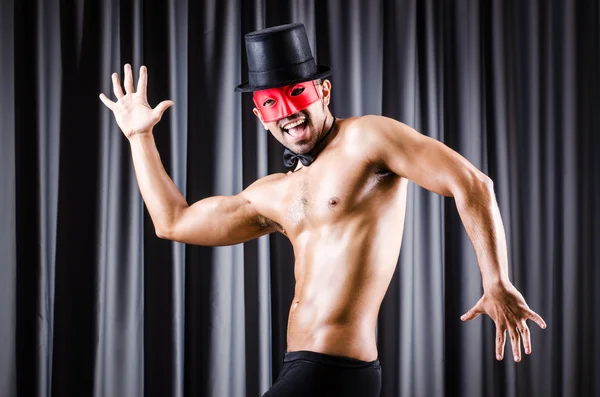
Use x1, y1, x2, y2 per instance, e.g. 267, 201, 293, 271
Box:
100, 64, 276, 246
129, 132, 276, 246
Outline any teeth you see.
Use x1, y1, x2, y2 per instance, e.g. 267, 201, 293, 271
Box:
283, 119, 305, 130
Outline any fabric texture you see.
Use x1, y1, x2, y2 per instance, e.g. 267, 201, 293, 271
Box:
261, 350, 382, 397
0, 1, 598, 397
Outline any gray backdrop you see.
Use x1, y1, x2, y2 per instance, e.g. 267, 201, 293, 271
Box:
0, 0, 599, 396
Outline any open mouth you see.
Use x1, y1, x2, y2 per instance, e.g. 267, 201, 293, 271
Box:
281, 118, 308, 138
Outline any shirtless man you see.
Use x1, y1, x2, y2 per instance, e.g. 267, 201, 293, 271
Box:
99, 23, 546, 397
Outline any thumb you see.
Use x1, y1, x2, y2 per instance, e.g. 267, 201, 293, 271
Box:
153, 100, 174, 118
461, 305, 482, 321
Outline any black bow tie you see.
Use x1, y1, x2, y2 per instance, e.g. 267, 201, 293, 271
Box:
283, 150, 314, 168
282, 117, 337, 169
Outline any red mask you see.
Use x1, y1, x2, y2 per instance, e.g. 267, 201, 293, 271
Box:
253, 81, 321, 123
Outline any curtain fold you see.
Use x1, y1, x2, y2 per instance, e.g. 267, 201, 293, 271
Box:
240, 3, 275, 396
0, 1, 17, 396
1, 1, 598, 397
94, 0, 147, 396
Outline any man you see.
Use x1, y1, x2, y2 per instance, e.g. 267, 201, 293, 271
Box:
99, 23, 546, 397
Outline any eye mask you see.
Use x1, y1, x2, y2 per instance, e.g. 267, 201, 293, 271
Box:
253, 80, 320, 122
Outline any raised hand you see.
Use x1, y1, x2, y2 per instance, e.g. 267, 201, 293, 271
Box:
460, 282, 546, 362
99, 64, 173, 139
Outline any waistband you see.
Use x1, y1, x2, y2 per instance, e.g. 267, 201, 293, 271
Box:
284, 350, 380, 368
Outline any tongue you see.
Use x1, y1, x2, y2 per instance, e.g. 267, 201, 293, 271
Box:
287, 123, 305, 137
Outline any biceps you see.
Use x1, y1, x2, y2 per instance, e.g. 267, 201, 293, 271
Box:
382, 123, 484, 197
401, 137, 469, 196
168, 195, 272, 246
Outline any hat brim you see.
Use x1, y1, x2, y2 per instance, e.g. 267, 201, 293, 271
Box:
235, 65, 332, 92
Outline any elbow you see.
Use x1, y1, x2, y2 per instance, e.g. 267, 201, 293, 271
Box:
155, 224, 174, 240
453, 171, 495, 204
154, 207, 187, 240
478, 173, 494, 192
155, 227, 169, 240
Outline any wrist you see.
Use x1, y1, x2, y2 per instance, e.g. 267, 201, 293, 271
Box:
483, 276, 511, 292
128, 130, 154, 143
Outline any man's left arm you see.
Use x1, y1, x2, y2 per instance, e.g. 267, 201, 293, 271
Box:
358, 115, 546, 362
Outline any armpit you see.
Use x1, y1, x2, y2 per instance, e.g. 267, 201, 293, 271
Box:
257, 215, 286, 235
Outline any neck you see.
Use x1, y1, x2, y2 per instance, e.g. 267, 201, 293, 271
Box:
315, 114, 336, 150
293, 114, 337, 172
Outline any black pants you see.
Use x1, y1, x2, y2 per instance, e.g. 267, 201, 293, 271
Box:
262, 350, 382, 397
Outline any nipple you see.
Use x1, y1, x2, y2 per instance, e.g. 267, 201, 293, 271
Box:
328, 196, 339, 209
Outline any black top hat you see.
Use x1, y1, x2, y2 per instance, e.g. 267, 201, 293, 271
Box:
235, 23, 332, 92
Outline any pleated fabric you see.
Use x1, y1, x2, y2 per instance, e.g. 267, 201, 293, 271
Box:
0, 1, 598, 396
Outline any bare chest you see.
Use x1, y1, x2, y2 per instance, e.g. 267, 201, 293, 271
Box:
286, 174, 341, 226
280, 159, 396, 233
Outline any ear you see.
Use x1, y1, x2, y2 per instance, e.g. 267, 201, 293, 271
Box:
320, 79, 332, 106
253, 108, 269, 130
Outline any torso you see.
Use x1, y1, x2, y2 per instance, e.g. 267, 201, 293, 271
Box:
251, 117, 409, 361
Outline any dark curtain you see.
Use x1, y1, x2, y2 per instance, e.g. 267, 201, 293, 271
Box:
1, 0, 599, 396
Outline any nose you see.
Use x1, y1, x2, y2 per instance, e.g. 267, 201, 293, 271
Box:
279, 99, 293, 119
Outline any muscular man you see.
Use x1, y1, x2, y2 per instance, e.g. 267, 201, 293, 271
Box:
99, 23, 546, 397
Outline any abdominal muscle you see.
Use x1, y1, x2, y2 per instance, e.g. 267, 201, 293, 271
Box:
285, 217, 404, 362
286, 297, 380, 362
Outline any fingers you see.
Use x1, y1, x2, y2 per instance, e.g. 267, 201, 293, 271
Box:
508, 327, 521, 362
495, 327, 506, 360
124, 64, 135, 94
494, 310, 543, 362
461, 305, 482, 322
112, 73, 125, 99
111, 64, 147, 99
153, 100, 175, 119
519, 321, 532, 355
137, 65, 147, 97
527, 309, 547, 330
99, 93, 115, 110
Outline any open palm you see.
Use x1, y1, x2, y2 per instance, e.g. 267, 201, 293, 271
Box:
461, 282, 546, 362
99, 64, 173, 138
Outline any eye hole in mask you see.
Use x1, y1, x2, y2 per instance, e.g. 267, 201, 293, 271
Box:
263, 99, 276, 107
290, 87, 305, 96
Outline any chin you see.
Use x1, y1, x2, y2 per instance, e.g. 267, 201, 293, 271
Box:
290, 139, 317, 154
282, 136, 311, 154
300, 130, 320, 151
286, 143, 307, 154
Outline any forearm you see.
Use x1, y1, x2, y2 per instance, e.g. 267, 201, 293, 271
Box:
453, 177, 511, 290
128, 131, 188, 234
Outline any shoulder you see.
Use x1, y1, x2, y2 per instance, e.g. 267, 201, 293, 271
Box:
245, 172, 287, 189
345, 114, 411, 137
239, 173, 289, 232
240, 172, 288, 207
341, 115, 414, 159
342, 115, 413, 144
